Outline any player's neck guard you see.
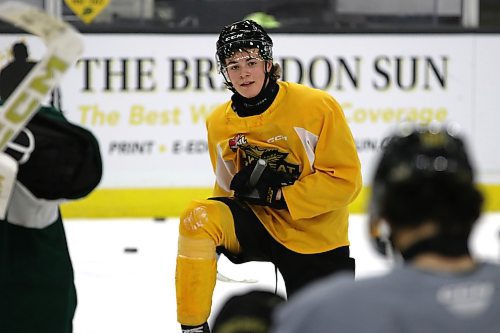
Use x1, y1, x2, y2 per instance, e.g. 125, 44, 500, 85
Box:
231, 79, 279, 117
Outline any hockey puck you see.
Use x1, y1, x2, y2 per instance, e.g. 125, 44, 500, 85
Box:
124, 247, 138, 253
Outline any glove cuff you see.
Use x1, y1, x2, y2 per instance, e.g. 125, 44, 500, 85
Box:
263, 187, 287, 209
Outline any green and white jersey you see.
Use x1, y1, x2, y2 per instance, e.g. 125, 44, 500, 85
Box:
0, 104, 101, 333
0, 209, 76, 333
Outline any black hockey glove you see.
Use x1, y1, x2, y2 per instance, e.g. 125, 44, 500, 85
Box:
230, 159, 295, 209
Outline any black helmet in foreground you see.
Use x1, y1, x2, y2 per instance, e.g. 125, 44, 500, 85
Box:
216, 19, 273, 73
212, 290, 285, 333
369, 123, 483, 259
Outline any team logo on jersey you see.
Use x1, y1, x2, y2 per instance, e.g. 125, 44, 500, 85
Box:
229, 134, 247, 152
240, 146, 300, 179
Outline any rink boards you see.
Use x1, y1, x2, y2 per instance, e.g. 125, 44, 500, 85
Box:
0, 33, 499, 217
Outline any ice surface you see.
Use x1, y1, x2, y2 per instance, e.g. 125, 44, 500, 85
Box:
64, 213, 500, 333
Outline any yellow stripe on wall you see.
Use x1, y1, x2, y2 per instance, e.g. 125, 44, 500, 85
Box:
60, 184, 500, 218
478, 184, 500, 212
61, 188, 213, 218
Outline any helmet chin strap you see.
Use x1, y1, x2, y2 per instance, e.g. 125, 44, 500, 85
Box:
258, 71, 271, 96
261, 61, 272, 93
221, 70, 235, 93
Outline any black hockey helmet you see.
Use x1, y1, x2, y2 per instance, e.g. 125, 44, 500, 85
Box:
369, 123, 483, 257
216, 19, 273, 73
212, 290, 285, 333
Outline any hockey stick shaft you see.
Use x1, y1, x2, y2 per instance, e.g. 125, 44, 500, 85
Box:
249, 158, 267, 187
0, 2, 83, 151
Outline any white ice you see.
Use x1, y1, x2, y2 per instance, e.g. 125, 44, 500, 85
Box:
65, 213, 500, 333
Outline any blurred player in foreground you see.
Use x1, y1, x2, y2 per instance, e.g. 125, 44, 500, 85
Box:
175, 19, 361, 333
211, 290, 285, 333
273, 124, 500, 333
0, 41, 102, 333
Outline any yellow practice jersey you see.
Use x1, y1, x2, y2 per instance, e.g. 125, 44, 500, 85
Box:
206, 81, 362, 254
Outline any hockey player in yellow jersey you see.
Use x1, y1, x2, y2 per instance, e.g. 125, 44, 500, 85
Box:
176, 20, 362, 333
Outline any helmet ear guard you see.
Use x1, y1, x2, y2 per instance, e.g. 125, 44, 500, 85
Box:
368, 122, 482, 259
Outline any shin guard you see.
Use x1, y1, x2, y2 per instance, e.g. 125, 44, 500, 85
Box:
176, 255, 216, 326
175, 199, 239, 326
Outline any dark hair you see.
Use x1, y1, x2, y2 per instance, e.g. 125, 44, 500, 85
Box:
380, 174, 482, 237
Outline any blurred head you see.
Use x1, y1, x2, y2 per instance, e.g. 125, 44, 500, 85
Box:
1, 42, 33, 100
12, 42, 29, 61
212, 290, 285, 333
369, 123, 483, 260
216, 19, 280, 97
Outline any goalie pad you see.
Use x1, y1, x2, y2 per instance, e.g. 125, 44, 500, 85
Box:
5, 106, 102, 200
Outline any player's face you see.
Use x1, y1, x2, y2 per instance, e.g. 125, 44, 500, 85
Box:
224, 48, 271, 98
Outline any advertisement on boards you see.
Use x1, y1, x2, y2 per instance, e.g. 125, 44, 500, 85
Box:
0, 34, 498, 216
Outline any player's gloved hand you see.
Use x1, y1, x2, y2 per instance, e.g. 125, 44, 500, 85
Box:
230, 160, 295, 209
230, 162, 255, 194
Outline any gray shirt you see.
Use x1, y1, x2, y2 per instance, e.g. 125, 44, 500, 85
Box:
273, 262, 500, 333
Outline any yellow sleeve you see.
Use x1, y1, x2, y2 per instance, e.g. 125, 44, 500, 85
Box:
282, 97, 362, 220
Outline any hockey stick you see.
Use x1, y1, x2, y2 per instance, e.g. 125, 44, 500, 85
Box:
0, 2, 83, 218
246, 158, 267, 199
216, 253, 259, 284
217, 271, 258, 284
249, 159, 267, 188
0, 1, 84, 151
